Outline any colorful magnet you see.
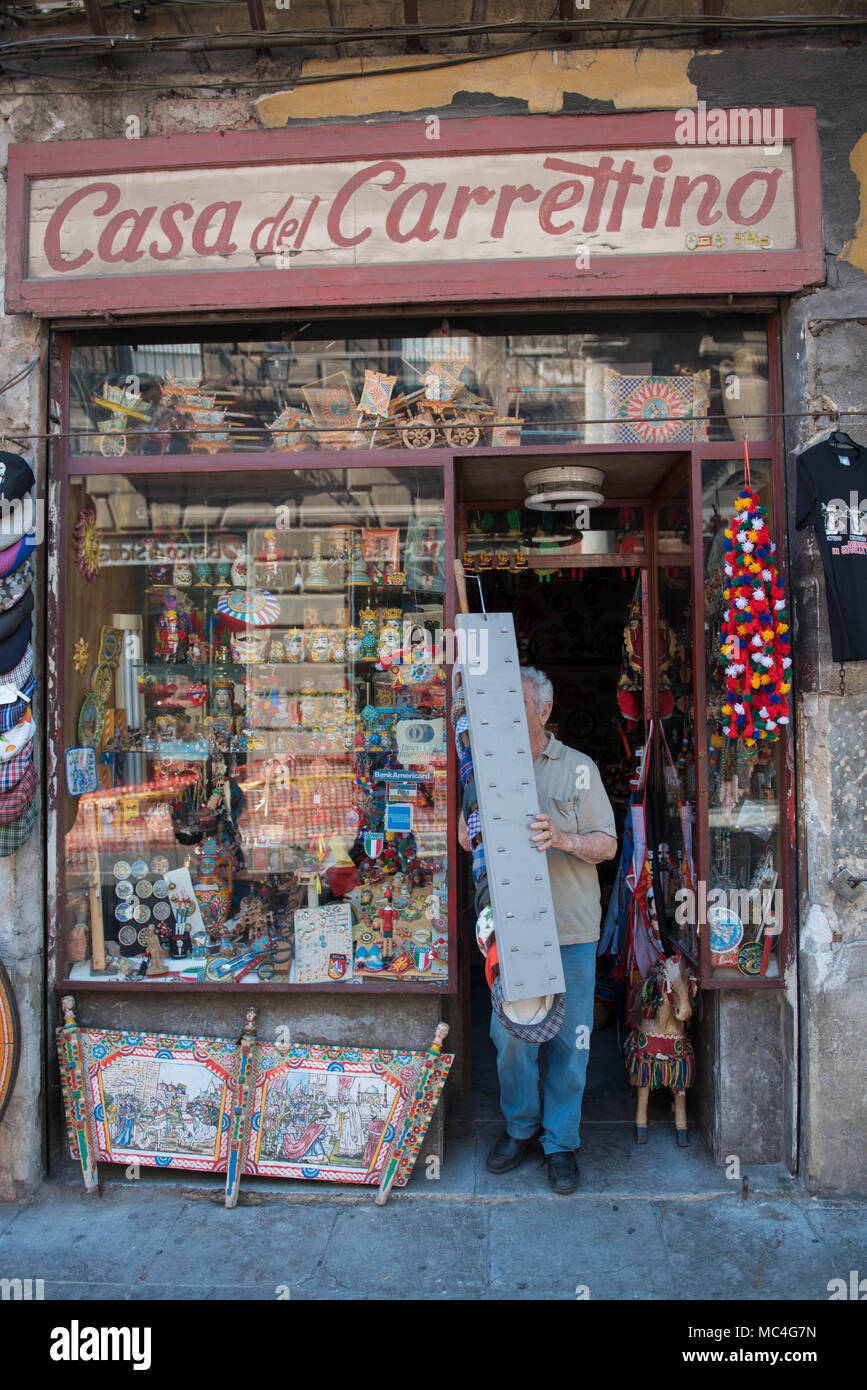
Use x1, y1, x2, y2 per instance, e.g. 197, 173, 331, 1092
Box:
65, 746, 98, 797
72, 638, 89, 674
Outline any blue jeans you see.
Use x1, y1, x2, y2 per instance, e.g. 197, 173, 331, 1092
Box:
490, 941, 596, 1155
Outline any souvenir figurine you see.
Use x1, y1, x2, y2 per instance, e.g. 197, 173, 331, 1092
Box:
346, 625, 363, 659
378, 609, 402, 667
156, 605, 183, 663
173, 556, 193, 588
306, 533, 329, 588
291, 549, 304, 590
285, 628, 305, 662
231, 631, 267, 663
299, 682, 317, 727
193, 562, 211, 589
211, 678, 234, 718
215, 635, 231, 664
329, 527, 352, 562
348, 534, 370, 585
308, 627, 332, 663
145, 922, 169, 975
259, 529, 282, 582
187, 633, 203, 665
359, 607, 380, 659
331, 630, 346, 662
213, 561, 232, 589
267, 635, 285, 663
230, 548, 247, 587
379, 885, 397, 962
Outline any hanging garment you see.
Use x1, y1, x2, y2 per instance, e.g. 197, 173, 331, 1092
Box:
795, 436, 867, 662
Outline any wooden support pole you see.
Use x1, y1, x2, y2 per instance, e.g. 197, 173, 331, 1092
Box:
375, 1022, 449, 1206
59, 995, 101, 1193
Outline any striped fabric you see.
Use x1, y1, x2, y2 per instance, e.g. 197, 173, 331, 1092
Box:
0, 740, 32, 791
0, 763, 37, 825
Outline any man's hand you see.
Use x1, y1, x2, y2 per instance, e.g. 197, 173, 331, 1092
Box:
530, 813, 569, 852
530, 815, 618, 864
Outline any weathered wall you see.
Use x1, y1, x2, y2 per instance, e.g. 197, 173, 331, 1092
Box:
0, 33, 865, 1195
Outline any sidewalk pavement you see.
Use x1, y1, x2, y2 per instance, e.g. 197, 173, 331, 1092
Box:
1, 1106, 864, 1301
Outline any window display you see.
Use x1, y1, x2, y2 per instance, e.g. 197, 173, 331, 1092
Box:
61, 467, 449, 987
702, 458, 785, 980
68, 313, 771, 456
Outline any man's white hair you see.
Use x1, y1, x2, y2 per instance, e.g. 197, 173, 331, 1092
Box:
521, 665, 554, 714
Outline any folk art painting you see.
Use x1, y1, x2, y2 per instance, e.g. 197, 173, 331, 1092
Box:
57, 997, 451, 1206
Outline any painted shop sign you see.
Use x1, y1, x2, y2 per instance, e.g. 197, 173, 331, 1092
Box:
6, 112, 822, 314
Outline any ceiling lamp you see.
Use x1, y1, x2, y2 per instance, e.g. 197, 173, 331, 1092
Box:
523, 465, 606, 515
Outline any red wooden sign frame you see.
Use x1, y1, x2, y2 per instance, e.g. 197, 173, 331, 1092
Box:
7, 110, 823, 317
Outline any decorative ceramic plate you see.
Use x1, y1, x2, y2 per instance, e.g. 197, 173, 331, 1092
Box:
133, 903, 150, 925
77, 691, 105, 749
150, 856, 170, 876
131, 859, 149, 879
115, 903, 135, 922
153, 901, 172, 922
152, 879, 169, 899
217, 588, 280, 630
135, 879, 153, 899
708, 905, 744, 955
113, 860, 131, 880
737, 942, 764, 976
115, 881, 133, 900
116, 924, 138, 947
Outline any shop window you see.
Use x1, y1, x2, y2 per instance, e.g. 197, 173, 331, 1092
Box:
702, 458, 786, 982
61, 467, 449, 987
67, 314, 770, 457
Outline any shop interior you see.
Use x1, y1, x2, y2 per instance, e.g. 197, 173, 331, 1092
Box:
457, 450, 700, 1134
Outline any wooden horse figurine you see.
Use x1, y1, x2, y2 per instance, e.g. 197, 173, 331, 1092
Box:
626, 952, 699, 1148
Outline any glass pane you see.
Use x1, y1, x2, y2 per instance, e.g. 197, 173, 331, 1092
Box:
61, 467, 448, 986
67, 312, 770, 455
654, 486, 698, 964
702, 458, 784, 981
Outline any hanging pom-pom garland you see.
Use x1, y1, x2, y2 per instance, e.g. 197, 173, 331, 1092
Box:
719, 488, 791, 748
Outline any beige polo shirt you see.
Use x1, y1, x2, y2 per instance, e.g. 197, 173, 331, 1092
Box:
533, 735, 617, 946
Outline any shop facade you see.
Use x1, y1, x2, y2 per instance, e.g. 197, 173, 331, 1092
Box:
0, 58, 865, 1197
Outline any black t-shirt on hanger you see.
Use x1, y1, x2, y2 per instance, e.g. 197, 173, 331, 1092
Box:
795, 436, 867, 662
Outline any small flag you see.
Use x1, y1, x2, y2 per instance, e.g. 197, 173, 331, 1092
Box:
363, 831, 384, 859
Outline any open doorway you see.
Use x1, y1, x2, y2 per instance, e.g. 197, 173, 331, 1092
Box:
456, 451, 699, 1147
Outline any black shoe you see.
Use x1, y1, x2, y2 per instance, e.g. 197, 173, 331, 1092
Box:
546, 1151, 579, 1194
485, 1130, 536, 1174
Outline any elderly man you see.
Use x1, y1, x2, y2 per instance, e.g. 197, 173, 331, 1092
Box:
459, 666, 617, 1194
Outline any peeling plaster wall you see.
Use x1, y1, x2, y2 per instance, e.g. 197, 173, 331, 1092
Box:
0, 38, 865, 1195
